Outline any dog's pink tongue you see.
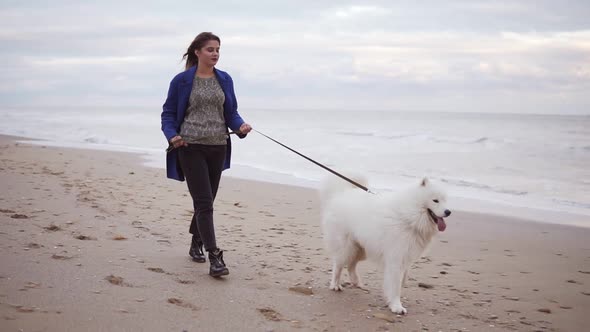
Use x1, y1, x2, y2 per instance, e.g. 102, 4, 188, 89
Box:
437, 217, 447, 232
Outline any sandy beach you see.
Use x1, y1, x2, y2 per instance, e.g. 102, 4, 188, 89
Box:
0, 134, 589, 331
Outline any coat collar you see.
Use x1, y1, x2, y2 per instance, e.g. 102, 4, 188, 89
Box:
182, 66, 227, 84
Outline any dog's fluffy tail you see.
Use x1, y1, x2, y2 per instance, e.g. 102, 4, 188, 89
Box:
319, 173, 369, 208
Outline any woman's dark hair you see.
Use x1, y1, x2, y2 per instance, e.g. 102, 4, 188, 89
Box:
183, 32, 221, 69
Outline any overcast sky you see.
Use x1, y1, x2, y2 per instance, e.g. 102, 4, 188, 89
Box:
1, 0, 589, 114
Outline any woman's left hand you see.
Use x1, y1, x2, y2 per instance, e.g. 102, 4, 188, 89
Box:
239, 123, 252, 134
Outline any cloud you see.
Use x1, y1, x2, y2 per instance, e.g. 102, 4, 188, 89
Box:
327, 5, 392, 19
0, 0, 589, 114
29, 56, 154, 66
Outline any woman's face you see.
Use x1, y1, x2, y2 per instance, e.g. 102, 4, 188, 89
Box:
195, 40, 220, 67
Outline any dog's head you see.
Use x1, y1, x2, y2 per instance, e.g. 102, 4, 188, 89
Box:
419, 178, 451, 232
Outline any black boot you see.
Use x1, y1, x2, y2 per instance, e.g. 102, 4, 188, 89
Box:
189, 237, 206, 263
208, 249, 229, 277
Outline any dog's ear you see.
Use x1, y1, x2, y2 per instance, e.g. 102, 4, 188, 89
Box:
421, 177, 429, 186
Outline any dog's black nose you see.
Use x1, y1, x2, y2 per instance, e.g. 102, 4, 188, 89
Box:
444, 209, 451, 217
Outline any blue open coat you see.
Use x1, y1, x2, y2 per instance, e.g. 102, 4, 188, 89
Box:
161, 66, 246, 181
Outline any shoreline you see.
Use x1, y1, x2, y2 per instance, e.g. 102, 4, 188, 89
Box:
7, 134, 590, 229
1, 134, 589, 331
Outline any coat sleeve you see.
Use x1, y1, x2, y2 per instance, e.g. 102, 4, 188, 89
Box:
225, 75, 247, 138
161, 77, 179, 142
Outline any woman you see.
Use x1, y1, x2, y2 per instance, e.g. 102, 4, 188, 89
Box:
161, 32, 252, 277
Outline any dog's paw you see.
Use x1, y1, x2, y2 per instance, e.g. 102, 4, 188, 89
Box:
329, 282, 343, 291
351, 281, 367, 290
389, 304, 407, 315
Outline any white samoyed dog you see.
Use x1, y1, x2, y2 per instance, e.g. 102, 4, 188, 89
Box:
320, 176, 451, 314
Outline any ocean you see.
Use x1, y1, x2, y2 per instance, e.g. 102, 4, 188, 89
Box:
1, 107, 589, 225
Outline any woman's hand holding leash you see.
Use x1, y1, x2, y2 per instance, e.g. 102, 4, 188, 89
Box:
239, 123, 252, 134
170, 135, 188, 150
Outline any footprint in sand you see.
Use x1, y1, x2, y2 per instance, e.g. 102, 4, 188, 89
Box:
505, 309, 521, 313
258, 308, 282, 321
131, 221, 150, 232
176, 279, 195, 285
18, 282, 41, 291
105, 275, 133, 287
289, 286, 314, 295
167, 298, 199, 311
458, 313, 478, 320
51, 254, 74, 260
147, 267, 165, 273
25, 243, 42, 249
44, 224, 61, 231
504, 296, 520, 301
418, 282, 434, 289
74, 234, 96, 240
13, 305, 36, 313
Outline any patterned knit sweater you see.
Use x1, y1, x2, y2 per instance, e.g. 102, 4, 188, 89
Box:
179, 75, 227, 145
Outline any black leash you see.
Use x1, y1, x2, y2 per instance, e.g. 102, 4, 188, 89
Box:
253, 129, 373, 193
166, 129, 373, 193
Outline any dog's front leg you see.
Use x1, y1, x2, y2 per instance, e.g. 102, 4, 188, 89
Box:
384, 262, 407, 314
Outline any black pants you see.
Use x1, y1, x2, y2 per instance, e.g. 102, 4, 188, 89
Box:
178, 144, 226, 251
